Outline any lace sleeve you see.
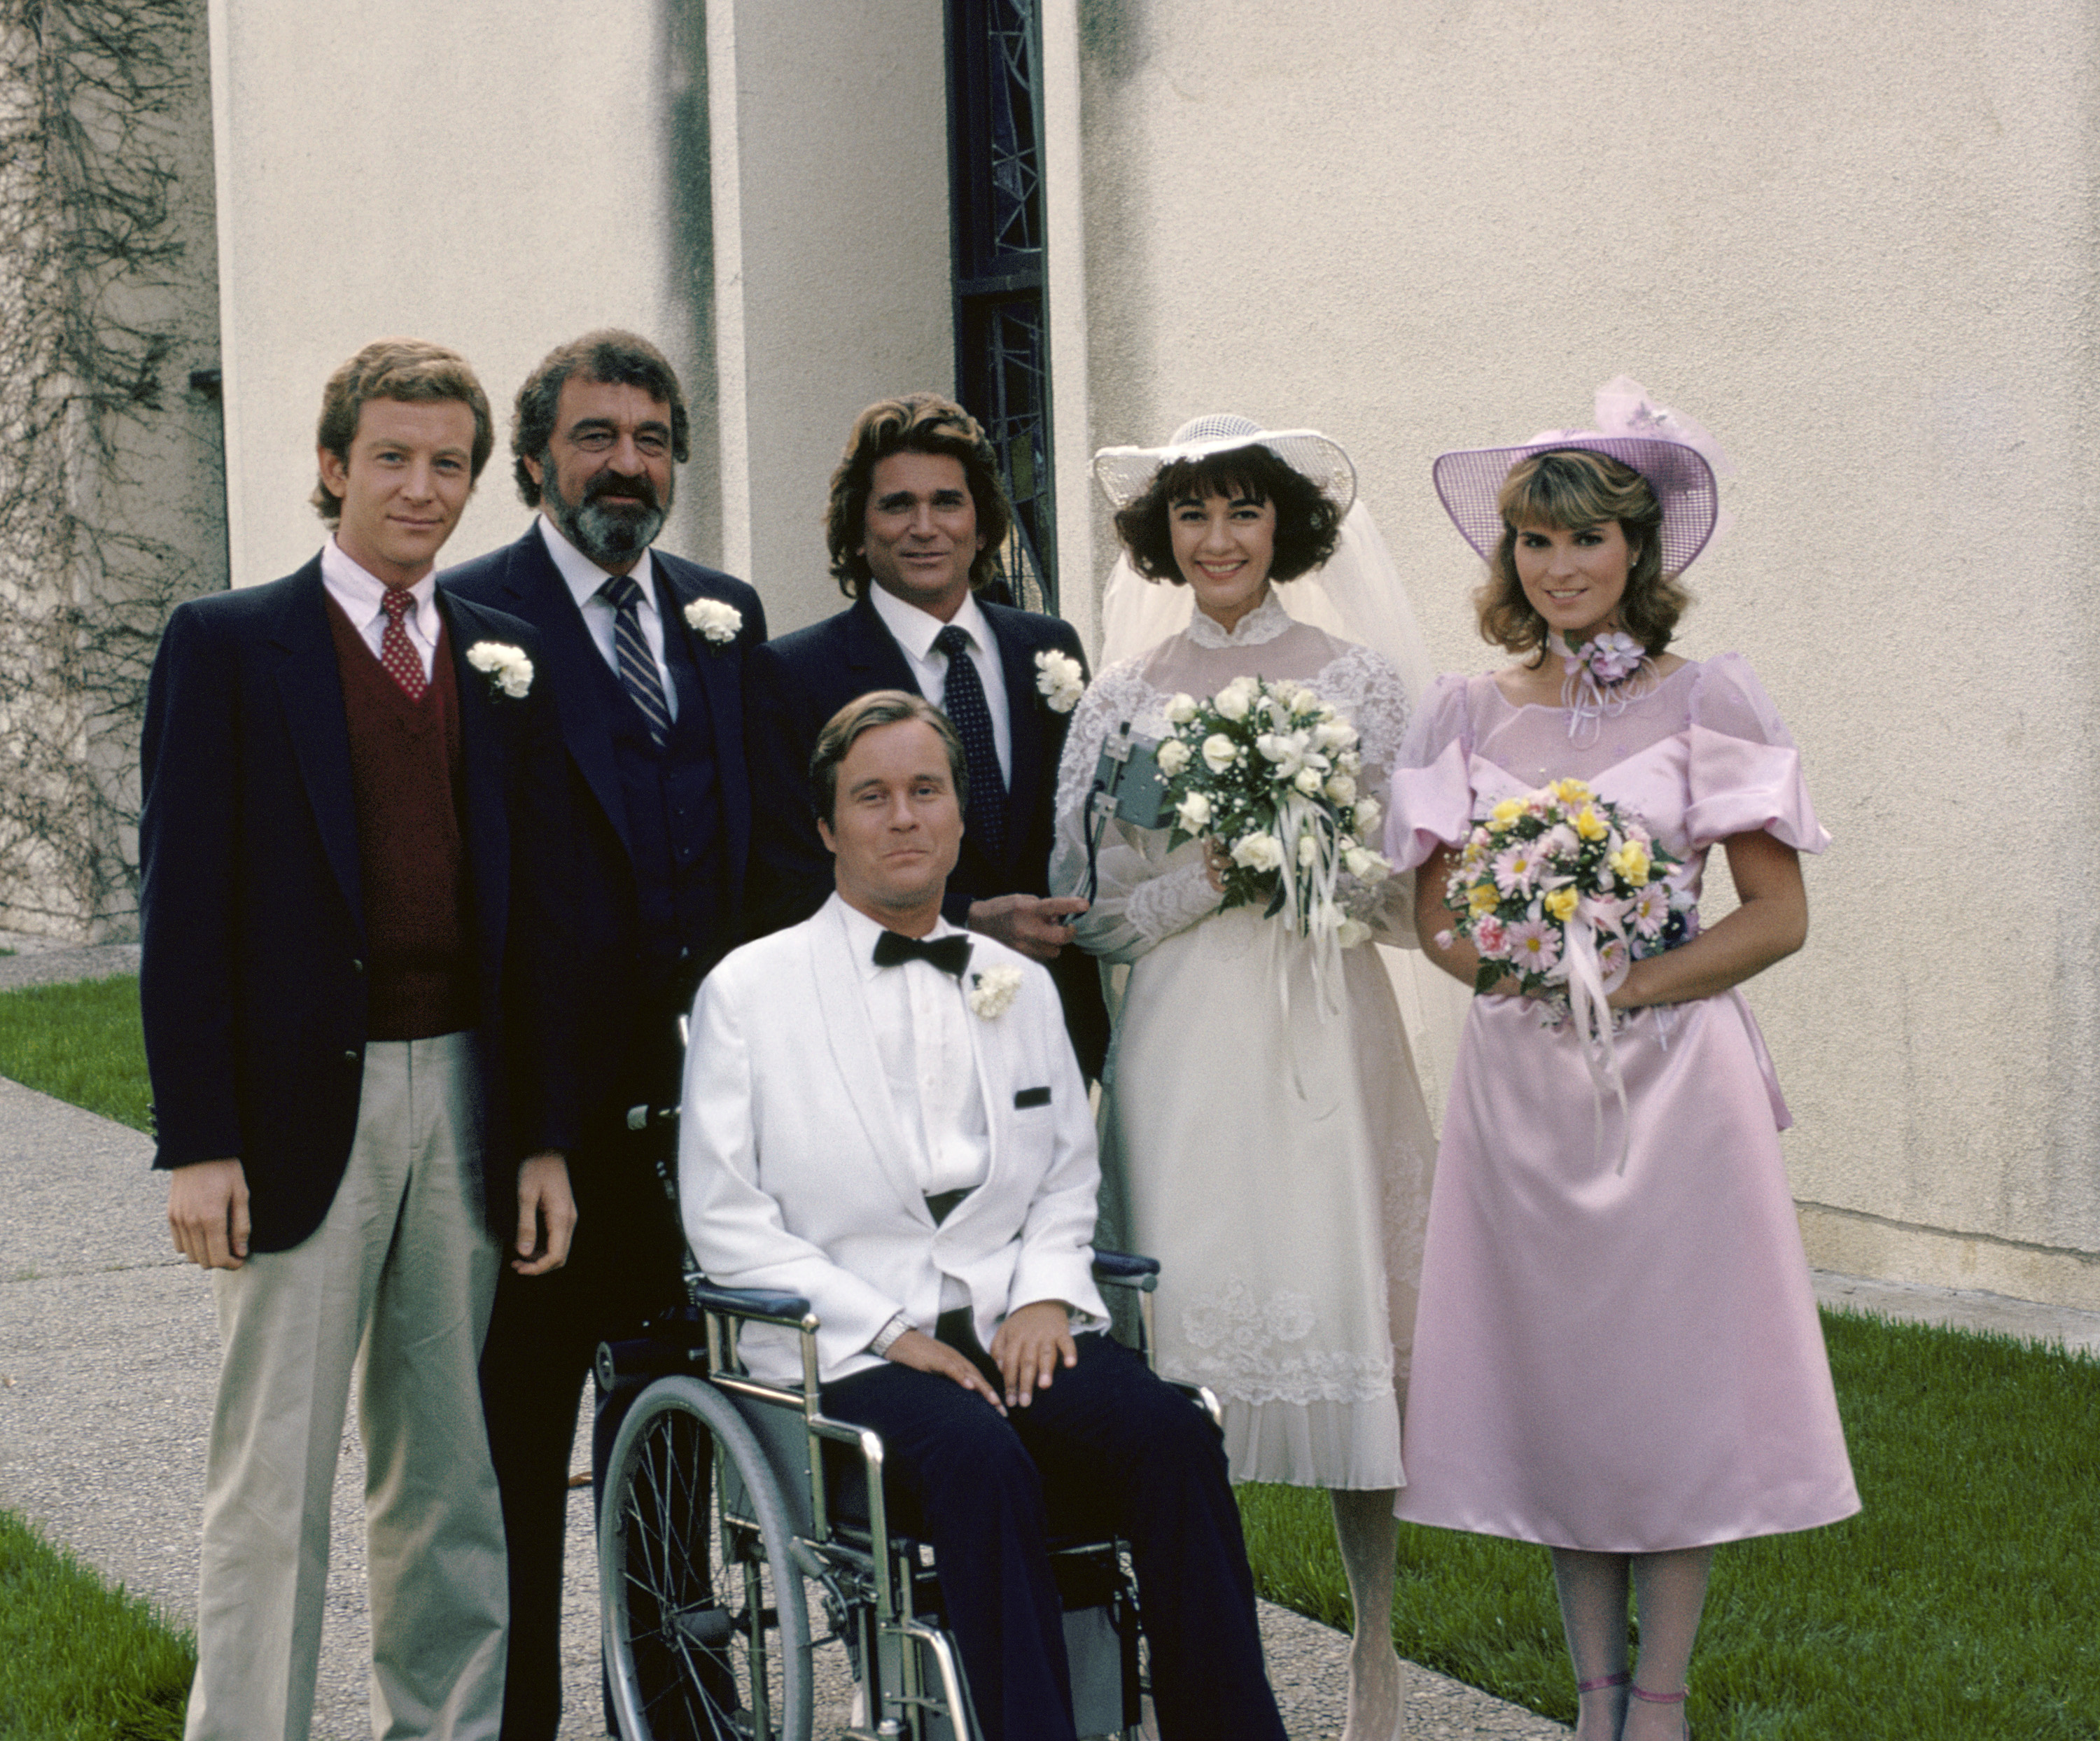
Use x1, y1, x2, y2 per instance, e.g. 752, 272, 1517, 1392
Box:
1310, 645, 1420, 941
1049, 659, 1222, 965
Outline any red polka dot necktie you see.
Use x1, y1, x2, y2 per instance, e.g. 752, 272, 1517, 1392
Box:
379, 587, 427, 702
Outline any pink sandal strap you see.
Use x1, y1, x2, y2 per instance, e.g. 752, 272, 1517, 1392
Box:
1576, 1672, 1631, 1693
1630, 1684, 1688, 1705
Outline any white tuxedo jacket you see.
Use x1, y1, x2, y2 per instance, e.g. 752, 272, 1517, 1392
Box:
679, 896, 1108, 1384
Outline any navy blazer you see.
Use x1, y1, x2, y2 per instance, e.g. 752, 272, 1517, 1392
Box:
440, 525, 767, 1114
742, 590, 1108, 1075
138, 557, 577, 1252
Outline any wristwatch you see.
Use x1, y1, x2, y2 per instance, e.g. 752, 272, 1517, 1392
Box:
869, 1312, 913, 1358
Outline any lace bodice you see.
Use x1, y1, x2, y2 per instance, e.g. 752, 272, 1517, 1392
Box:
1051, 593, 1416, 963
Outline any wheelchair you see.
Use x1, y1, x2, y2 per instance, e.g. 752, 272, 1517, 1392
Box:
594, 1253, 1219, 1741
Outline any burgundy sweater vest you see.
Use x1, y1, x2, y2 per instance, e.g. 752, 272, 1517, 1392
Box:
324, 596, 477, 1039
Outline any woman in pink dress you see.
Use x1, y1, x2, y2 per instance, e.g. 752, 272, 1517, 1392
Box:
1385, 383, 1858, 1741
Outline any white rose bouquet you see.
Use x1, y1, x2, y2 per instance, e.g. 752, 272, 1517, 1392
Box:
1155, 675, 1390, 947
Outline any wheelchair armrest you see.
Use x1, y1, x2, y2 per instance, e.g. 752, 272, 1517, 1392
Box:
688, 1279, 814, 1322
1091, 1250, 1160, 1292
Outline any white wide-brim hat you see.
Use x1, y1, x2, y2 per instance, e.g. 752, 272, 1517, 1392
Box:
1093, 414, 1357, 517
1432, 379, 1729, 580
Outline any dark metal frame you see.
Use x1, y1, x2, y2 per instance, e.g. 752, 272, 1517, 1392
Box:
946, 0, 1056, 610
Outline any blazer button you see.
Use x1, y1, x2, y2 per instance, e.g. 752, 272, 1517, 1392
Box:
351, 958, 365, 975
343, 1049, 360, 1066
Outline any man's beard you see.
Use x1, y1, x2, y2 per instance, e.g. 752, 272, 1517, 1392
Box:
545, 468, 669, 568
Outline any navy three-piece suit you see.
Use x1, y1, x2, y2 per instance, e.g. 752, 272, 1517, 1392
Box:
440, 522, 766, 1739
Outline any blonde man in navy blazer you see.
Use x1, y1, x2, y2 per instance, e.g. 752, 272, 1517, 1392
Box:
141, 340, 576, 1740
679, 691, 1284, 1741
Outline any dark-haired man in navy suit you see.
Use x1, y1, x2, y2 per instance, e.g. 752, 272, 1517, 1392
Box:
440, 329, 765, 1740
141, 339, 575, 1741
743, 392, 1109, 1080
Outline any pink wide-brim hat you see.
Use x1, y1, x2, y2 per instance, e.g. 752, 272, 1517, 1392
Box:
1432, 379, 1727, 580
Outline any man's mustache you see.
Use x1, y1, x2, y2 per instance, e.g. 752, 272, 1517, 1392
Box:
584, 470, 661, 512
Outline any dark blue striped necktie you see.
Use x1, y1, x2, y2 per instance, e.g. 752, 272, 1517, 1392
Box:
600, 573, 669, 748
934, 622, 1007, 862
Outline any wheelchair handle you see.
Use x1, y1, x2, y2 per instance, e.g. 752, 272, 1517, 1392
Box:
687, 1279, 814, 1324
1091, 1249, 1161, 1288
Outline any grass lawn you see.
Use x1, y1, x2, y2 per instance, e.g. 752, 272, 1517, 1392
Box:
1241, 1310, 2100, 1738
3, 976, 2096, 1735
0, 973, 151, 1134
0, 1511, 192, 1740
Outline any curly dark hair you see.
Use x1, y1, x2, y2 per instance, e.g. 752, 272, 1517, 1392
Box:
1473, 448, 1690, 659
511, 330, 690, 508
311, 339, 493, 525
1112, 445, 1343, 585
825, 393, 1014, 598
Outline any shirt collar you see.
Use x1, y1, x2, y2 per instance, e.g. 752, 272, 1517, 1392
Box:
320, 537, 439, 631
833, 894, 962, 984
869, 584, 992, 665
538, 513, 657, 615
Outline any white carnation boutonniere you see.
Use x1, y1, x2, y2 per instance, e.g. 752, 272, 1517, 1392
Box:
967, 965, 1024, 1020
465, 641, 533, 699
1033, 648, 1085, 713
684, 597, 743, 648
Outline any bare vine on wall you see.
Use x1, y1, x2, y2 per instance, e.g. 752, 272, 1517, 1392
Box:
0, 0, 220, 938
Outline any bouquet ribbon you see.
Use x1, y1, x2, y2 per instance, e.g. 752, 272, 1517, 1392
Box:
1561, 915, 1632, 1174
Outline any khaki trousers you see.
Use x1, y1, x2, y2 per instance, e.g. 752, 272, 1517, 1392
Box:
184, 1033, 507, 1741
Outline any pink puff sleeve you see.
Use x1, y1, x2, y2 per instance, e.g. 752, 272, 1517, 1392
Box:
1682, 655, 1831, 853
1385, 673, 1477, 871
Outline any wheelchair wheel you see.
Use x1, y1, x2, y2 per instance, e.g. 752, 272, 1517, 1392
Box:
601, 1374, 813, 1741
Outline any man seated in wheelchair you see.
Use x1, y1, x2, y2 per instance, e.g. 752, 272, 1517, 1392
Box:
679, 691, 1287, 1741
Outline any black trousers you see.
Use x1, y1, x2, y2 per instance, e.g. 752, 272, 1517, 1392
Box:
477, 1121, 687, 1741
821, 1331, 1287, 1741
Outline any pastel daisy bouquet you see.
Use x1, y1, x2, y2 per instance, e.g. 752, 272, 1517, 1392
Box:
1441, 778, 1690, 1011
1154, 674, 1392, 949
1441, 778, 1691, 1167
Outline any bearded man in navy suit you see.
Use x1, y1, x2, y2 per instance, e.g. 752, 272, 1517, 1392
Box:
440, 329, 766, 1740
744, 393, 1109, 1079
141, 339, 575, 1741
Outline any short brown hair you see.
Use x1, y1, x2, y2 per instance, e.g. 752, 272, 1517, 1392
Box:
510, 329, 690, 508
825, 393, 1014, 599
1474, 448, 1689, 659
809, 690, 968, 825
312, 340, 494, 524
1112, 445, 1343, 585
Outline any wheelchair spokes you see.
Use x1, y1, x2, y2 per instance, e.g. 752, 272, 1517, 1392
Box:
603, 1375, 813, 1740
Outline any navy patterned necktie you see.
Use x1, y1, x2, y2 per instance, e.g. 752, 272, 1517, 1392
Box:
599, 573, 669, 748
933, 623, 1007, 862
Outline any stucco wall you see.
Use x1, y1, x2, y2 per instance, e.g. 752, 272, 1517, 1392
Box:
206, 0, 716, 586
1074, 0, 2100, 1303
705, 0, 953, 634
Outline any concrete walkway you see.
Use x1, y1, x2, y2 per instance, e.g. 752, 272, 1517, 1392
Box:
2, 940, 2094, 1738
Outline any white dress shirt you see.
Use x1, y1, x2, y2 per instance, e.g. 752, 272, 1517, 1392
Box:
869, 587, 1011, 781
537, 515, 677, 722
321, 539, 440, 679
836, 901, 989, 1315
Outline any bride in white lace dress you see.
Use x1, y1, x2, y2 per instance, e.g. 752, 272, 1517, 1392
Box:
1050, 417, 1440, 1741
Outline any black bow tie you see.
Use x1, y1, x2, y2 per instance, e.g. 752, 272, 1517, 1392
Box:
872, 930, 973, 978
